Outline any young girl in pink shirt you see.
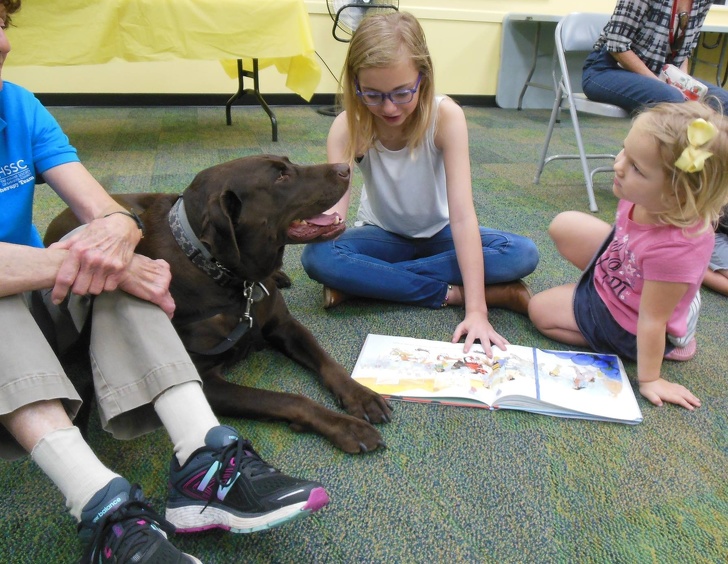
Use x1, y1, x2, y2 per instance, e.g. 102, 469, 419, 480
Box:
529, 101, 728, 410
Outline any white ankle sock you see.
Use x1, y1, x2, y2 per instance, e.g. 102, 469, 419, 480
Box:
30, 426, 119, 521
153, 381, 220, 466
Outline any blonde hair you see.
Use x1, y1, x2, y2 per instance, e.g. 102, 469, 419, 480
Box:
338, 11, 435, 163
635, 100, 728, 231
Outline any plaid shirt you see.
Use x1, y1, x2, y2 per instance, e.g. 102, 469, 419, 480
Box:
594, 0, 714, 74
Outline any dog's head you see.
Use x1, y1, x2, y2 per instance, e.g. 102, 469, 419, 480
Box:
182, 155, 349, 281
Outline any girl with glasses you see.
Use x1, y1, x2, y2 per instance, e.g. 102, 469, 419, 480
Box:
582, 0, 728, 114
301, 11, 539, 355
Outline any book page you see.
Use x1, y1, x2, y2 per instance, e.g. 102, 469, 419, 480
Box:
351, 334, 538, 407
352, 334, 643, 424
529, 349, 641, 421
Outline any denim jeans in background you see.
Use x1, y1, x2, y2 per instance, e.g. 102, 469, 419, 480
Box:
581, 47, 728, 114
301, 224, 539, 309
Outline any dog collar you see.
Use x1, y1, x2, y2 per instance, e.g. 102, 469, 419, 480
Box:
168, 196, 270, 356
167, 196, 270, 300
168, 196, 241, 287
193, 280, 268, 356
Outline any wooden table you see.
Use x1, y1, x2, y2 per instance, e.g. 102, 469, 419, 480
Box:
7, 0, 322, 141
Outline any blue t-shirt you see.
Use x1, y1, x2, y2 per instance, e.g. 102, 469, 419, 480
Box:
0, 81, 79, 247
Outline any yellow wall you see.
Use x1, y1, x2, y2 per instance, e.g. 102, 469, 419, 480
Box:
4, 1, 728, 97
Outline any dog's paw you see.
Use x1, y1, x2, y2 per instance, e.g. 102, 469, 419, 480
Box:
339, 384, 394, 425
291, 412, 384, 454
271, 269, 292, 288
330, 415, 386, 454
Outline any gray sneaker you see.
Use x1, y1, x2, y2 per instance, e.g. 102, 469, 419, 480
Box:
79, 477, 202, 563
166, 426, 330, 534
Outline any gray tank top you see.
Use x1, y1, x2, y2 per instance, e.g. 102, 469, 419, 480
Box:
355, 96, 448, 238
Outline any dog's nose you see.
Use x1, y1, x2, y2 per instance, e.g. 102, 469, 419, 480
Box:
333, 163, 350, 180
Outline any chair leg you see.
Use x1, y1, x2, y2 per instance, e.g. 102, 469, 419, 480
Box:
568, 103, 599, 212
534, 86, 564, 184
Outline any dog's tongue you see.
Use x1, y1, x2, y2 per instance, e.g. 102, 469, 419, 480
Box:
303, 213, 339, 226
288, 212, 345, 242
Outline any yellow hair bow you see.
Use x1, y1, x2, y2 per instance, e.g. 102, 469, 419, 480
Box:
674, 118, 718, 173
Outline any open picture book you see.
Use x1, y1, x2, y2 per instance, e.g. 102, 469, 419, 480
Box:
351, 334, 643, 425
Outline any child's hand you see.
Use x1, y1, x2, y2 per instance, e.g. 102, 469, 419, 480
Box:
639, 378, 701, 410
452, 311, 509, 357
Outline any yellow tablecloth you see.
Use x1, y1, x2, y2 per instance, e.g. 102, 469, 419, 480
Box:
7, 0, 321, 101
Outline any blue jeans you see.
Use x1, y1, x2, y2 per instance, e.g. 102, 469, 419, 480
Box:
301, 224, 539, 309
582, 47, 728, 114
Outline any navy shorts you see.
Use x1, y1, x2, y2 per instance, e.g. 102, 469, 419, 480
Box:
573, 233, 674, 361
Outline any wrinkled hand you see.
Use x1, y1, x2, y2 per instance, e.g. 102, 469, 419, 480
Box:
48, 214, 139, 303
639, 378, 701, 410
115, 255, 176, 318
452, 311, 509, 356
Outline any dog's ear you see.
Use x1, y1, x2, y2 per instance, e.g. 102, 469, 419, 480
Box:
199, 189, 242, 268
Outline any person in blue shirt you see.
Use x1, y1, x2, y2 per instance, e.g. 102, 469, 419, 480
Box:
0, 2, 329, 562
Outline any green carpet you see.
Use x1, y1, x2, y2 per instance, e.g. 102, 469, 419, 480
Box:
2, 104, 726, 563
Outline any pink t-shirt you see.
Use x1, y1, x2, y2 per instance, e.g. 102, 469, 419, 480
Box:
594, 199, 714, 338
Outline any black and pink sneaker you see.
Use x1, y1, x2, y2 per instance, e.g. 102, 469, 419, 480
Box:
165, 426, 329, 534
79, 478, 201, 563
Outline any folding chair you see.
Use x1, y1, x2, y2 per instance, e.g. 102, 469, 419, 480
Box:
533, 12, 630, 212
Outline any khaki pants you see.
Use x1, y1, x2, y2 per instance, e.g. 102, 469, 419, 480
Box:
0, 290, 201, 460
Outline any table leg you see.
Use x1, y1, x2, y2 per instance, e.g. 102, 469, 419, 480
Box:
690, 32, 728, 87
225, 58, 279, 142
717, 34, 728, 87
517, 22, 542, 111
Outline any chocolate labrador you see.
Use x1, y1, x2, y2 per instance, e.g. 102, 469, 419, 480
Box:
44, 155, 392, 453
